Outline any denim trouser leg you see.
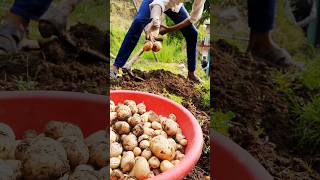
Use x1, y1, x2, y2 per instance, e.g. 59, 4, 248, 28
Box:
165, 7, 198, 72
248, 0, 276, 32
114, 0, 153, 68
10, 0, 53, 21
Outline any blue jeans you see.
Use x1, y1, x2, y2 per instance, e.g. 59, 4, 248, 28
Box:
11, 0, 53, 20
248, 0, 276, 32
114, 0, 198, 71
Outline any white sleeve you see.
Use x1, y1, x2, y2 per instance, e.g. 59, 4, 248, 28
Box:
189, 0, 206, 24
149, 0, 169, 13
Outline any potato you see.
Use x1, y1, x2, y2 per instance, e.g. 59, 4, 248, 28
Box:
44, 121, 83, 140
111, 157, 121, 169
143, 41, 153, 52
98, 166, 109, 180
125, 100, 138, 114
58, 173, 69, 180
148, 156, 160, 169
0, 160, 22, 179
138, 134, 150, 142
23, 153, 70, 180
122, 134, 138, 151
8, 140, 21, 159
168, 114, 176, 121
116, 104, 132, 121
141, 149, 152, 160
142, 127, 154, 137
111, 101, 116, 112
152, 41, 162, 52
111, 129, 119, 143
148, 111, 159, 122
133, 147, 142, 156
0, 136, 14, 159
151, 121, 162, 130
128, 114, 142, 127
162, 119, 178, 136
58, 136, 89, 168
68, 168, 99, 180
131, 157, 150, 180
160, 160, 174, 172
121, 151, 135, 172
114, 121, 130, 135
85, 130, 107, 148
111, 169, 124, 180
171, 160, 180, 166
74, 164, 95, 172
88, 143, 109, 168
0, 123, 15, 140
137, 103, 146, 115
132, 124, 144, 137
150, 136, 175, 160
15, 137, 67, 162
22, 129, 38, 139
139, 140, 150, 149
111, 112, 118, 122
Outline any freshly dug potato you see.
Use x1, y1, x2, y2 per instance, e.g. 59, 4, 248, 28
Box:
148, 156, 160, 169
143, 41, 153, 51
160, 160, 174, 172
162, 119, 178, 136
23, 153, 70, 180
132, 124, 144, 137
0, 160, 22, 179
0, 123, 15, 140
114, 121, 130, 135
111, 169, 124, 180
133, 147, 142, 157
116, 104, 132, 121
111, 129, 119, 143
74, 164, 95, 172
68, 168, 99, 180
131, 157, 150, 180
88, 143, 109, 168
58, 173, 69, 180
44, 121, 83, 140
111, 142, 123, 158
58, 136, 89, 168
125, 100, 138, 114
137, 103, 146, 114
121, 151, 135, 172
128, 114, 142, 127
22, 129, 38, 139
152, 41, 162, 52
8, 140, 21, 159
111, 157, 121, 169
15, 137, 68, 162
98, 166, 109, 180
122, 134, 138, 151
0, 136, 14, 159
85, 130, 107, 148
150, 135, 175, 160
141, 149, 152, 160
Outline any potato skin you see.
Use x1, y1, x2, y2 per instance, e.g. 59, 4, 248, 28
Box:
58, 136, 89, 168
68, 168, 99, 180
0, 123, 15, 140
88, 143, 109, 169
23, 153, 70, 180
0, 160, 22, 180
150, 136, 175, 161
0, 136, 14, 159
85, 130, 107, 148
44, 121, 83, 140
111, 142, 123, 158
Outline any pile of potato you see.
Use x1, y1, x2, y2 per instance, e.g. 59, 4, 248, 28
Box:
0, 121, 108, 180
110, 100, 188, 180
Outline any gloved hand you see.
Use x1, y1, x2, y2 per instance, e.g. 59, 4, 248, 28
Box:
145, 18, 160, 42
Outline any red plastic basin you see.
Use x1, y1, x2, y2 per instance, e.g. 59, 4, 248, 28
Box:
211, 129, 273, 180
111, 90, 203, 180
0, 91, 107, 138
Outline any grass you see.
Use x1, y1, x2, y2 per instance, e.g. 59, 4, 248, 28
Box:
294, 97, 320, 153
162, 88, 184, 104
195, 80, 210, 109
211, 110, 235, 136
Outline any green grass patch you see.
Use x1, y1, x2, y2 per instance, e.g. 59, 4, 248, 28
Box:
162, 88, 184, 104
195, 80, 210, 109
211, 110, 235, 136
294, 97, 320, 153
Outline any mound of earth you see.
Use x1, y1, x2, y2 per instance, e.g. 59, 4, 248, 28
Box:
0, 23, 108, 94
211, 39, 320, 179
111, 69, 210, 179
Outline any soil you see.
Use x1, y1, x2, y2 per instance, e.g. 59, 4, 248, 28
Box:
111, 69, 211, 179
211, 39, 320, 180
0, 23, 108, 94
